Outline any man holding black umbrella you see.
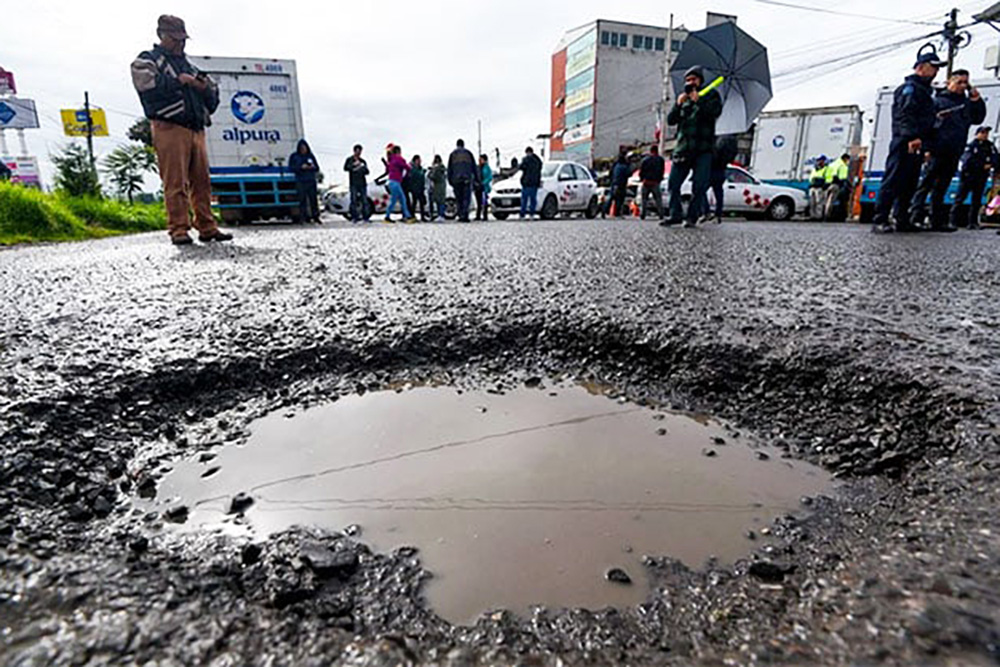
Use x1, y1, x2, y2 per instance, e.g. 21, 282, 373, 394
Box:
664, 66, 723, 228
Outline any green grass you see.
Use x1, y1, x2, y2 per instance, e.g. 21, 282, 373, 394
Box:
0, 182, 166, 245
57, 195, 166, 233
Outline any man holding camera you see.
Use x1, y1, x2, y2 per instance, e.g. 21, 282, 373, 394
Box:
131, 15, 232, 245
665, 67, 723, 228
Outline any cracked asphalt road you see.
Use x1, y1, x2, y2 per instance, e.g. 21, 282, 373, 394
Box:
2, 219, 1000, 665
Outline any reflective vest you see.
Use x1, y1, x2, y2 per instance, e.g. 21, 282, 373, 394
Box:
810, 164, 830, 186
831, 159, 849, 183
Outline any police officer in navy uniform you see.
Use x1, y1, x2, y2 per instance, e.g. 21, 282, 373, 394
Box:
872, 51, 945, 234
910, 68, 986, 231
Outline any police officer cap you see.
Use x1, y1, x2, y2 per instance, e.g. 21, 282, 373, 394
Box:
976, 126, 992, 134
914, 52, 945, 68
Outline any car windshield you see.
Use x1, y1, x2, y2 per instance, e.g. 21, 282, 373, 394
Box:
541, 164, 560, 179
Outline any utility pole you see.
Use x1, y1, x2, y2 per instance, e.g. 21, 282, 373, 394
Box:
659, 14, 675, 155
945, 8, 959, 77
477, 120, 482, 159
84, 91, 96, 174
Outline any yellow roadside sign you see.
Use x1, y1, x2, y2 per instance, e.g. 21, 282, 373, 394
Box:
60, 108, 109, 137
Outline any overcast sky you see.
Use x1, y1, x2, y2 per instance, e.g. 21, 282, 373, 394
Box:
2, 0, 998, 187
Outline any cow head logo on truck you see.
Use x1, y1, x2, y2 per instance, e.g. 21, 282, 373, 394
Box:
231, 91, 265, 124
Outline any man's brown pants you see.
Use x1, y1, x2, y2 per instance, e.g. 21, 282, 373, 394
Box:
151, 120, 219, 240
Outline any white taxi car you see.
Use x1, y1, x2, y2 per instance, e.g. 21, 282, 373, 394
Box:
626, 163, 807, 221
490, 161, 600, 220
324, 178, 465, 220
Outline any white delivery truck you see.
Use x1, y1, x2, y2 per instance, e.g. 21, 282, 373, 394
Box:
859, 79, 1000, 222
187, 56, 305, 223
750, 105, 863, 192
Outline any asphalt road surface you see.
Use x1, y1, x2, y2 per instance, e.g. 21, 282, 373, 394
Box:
2, 219, 999, 665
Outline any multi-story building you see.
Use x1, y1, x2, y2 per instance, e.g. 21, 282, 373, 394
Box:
550, 19, 689, 166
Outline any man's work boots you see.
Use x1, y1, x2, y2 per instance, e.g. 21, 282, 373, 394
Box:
199, 230, 234, 243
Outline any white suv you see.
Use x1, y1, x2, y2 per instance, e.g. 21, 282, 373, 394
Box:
490, 161, 600, 220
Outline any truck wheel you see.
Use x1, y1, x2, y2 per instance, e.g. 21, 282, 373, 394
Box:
541, 195, 558, 220
767, 197, 794, 221
220, 209, 247, 226
493, 212, 509, 220
584, 196, 599, 219
445, 198, 458, 220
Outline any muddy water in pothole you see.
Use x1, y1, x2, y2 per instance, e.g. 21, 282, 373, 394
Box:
149, 384, 832, 624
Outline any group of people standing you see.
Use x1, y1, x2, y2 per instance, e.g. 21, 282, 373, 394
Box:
807, 154, 851, 221
339, 140, 497, 223
876, 52, 998, 233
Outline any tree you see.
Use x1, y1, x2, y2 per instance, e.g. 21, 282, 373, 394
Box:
52, 143, 101, 197
103, 144, 157, 204
127, 118, 153, 147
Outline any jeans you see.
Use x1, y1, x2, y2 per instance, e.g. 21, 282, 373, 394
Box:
950, 172, 988, 228
386, 180, 411, 219
874, 139, 922, 229
910, 150, 961, 228
640, 183, 664, 219
668, 152, 712, 222
349, 182, 368, 221
520, 186, 539, 217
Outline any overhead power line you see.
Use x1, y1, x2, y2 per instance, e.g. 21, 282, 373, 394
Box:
773, 28, 943, 79
749, 0, 940, 25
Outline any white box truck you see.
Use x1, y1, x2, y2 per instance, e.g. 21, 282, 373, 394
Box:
859, 79, 1000, 222
187, 56, 305, 223
750, 105, 863, 191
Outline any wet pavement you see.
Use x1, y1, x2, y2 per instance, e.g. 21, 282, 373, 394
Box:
147, 383, 830, 624
2, 219, 1000, 665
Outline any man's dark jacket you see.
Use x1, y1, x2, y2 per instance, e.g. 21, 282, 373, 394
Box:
289, 140, 319, 183
520, 153, 543, 188
131, 44, 219, 131
891, 74, 936, 144
666, 89, 723, 158
343, 156, 369, 188
639, 154, 665, 183
932, 89, 986, 153
960, 138, 998, 176
447, 147, 479, 186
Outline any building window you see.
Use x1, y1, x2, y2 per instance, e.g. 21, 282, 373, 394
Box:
671, 39, 683, 52
601, 31, 609, 45
610, 32, 618, 47
655, 37, 665, 51
633, 34, 643, 49
619, 32, 628, 46
644, 36, 654, 50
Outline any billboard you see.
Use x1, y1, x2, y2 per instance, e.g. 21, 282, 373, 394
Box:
564, 122, 593, 146
2, 156, 42, 187
0, 68, 15, 95
61, 108, 109, 137
0, 98, 40, 130
565, 29, 597, 80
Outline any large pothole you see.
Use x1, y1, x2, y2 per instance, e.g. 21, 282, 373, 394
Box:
142, 381, 832, 625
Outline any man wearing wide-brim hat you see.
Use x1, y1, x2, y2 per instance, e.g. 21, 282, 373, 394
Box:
131, 15, 232, 246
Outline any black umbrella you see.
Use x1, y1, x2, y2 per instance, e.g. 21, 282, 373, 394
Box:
669, 22, 772, 135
